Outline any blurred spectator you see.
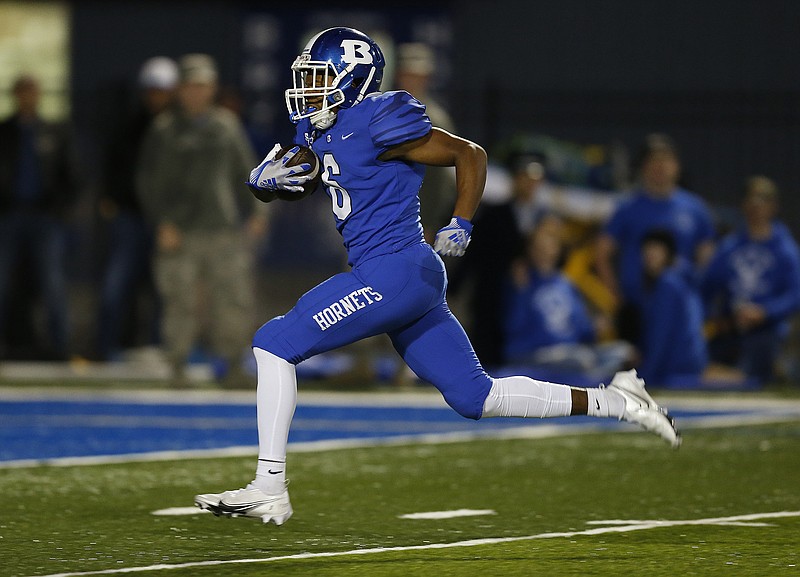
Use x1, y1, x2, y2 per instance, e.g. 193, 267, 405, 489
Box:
216, 85, 273, 158
137, 54, 266, 387
595, 133, 715, 342
637, 229, 708, 386
95, 56, 178, 361
0, 74, 81, 360
701, 176, 800, 382
394, 43, 457, 243
503, 215, 634, 379
448, 152, 544, 367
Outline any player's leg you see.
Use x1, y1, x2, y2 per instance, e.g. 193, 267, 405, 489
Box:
388, 301, 577, 420
196, 247, 446, 522
196, 272, 375, 522
390, 302, 680, 447
484, 368, 680, 452
195, 345, 295, 525
249, 248, 446, 467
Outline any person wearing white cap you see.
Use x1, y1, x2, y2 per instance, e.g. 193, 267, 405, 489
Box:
137, 56, 180, 117
138, 56, 180, 90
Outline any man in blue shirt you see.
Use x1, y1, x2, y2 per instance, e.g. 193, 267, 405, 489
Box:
596, 134, 715, 342
194, 27, 680, 525
702, 176, 800, 382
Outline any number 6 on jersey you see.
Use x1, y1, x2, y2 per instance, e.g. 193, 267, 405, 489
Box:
321, 152, 352, 220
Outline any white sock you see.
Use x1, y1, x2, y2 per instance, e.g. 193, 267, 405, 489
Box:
481, 376, 572, 418
586, 387, 625, 420
252, 347, 296, 495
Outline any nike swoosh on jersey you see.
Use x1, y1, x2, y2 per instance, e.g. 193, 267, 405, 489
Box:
342, 132, 355, 140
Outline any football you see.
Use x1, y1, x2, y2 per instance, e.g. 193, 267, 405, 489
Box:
274, 144, 322, 201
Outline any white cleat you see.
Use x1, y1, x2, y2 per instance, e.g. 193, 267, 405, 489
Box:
195, 485, 293, 525
194, 488, 240, 514
606, 369, 681, 449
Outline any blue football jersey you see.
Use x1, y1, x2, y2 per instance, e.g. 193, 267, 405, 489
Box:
294, 90, 432, 266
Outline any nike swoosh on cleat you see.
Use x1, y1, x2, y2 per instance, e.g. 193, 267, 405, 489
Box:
268, 470, 282, 474
217, 502, 265, 513
195, 501, 223, 515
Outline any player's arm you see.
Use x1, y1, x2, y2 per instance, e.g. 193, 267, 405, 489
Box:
379, 127, 486, 221
381, 127, 486, 256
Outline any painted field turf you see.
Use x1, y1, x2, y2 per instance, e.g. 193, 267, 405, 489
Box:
0, 388, 798, 577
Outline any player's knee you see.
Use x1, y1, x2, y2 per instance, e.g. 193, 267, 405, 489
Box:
440, 386, 489, 420
252, 317, 294, 362
252, 318, 276, 349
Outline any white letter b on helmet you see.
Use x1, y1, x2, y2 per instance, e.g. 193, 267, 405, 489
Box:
341, 40, 373, 64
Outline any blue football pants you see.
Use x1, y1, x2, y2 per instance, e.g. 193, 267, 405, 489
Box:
253, 242, 492, 419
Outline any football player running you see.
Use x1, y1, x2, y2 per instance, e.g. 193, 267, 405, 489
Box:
195, 27, 680, 525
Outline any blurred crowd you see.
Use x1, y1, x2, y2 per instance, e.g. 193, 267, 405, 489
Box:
2, 45, 799, 390
451, 136, 800, 390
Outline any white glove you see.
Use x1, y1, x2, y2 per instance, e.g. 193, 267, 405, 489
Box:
249, 144, 315, 193
434, 216, 473, 257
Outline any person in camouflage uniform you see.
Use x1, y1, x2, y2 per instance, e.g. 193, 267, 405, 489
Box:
137, 54, 267, 387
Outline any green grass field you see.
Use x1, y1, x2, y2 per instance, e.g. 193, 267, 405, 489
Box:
3, 420, 799, 577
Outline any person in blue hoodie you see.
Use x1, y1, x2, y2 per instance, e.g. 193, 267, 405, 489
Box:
504, 215, 634, 380
702, 176, 800, 382
638, 229, 708, 387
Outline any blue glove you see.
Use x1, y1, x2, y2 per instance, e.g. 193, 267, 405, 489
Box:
434, 216, 473, 257
249, 144, 315, 193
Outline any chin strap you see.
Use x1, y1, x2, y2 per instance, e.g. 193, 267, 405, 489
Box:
311, 108, 337, 130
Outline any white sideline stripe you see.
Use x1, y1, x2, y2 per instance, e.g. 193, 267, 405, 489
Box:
3, 410, 800, 470
0, 386, 451, 408
27, 511, 800, 577
3, 403, 798, 437
4, 385, 800, 410
0, 446, 259, 469
0, 414, 468, 433
0, 423, 597, 469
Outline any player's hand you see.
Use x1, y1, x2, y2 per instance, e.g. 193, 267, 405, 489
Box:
434, 216, 473, 257
248, 144, 315, 193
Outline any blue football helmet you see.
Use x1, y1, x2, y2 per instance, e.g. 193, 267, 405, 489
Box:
285, 27, 385, 129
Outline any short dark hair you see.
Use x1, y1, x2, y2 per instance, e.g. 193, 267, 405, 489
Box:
635, 133, 679, 169
742, 175, 778, 202
505, 151, 546, 177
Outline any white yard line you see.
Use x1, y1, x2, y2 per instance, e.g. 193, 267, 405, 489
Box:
398, 509, 496, 519
27, 510, 800, 577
